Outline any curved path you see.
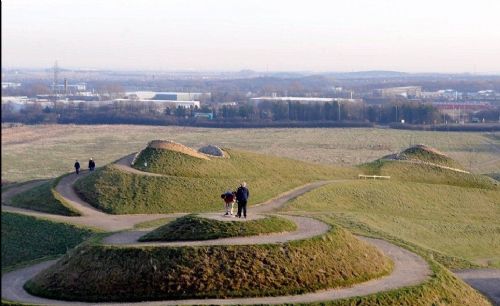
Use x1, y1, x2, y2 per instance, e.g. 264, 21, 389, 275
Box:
381, 158, 470, 173
1, 158, 434, 305
454, 269, 500, 305
103, 215, 330, 246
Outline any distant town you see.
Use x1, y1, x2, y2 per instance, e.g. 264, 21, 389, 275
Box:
2, 66, 500, 130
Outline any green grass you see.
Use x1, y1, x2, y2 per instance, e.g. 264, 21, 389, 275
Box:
360, 159, 498, 189
25, 226, 392, 302
285, 215, 491, 306
284, 180, 500, 268
1, 212, 95, 269
9, 177, 81, 216
134, 147, 353, 178
139, 215, 297, 241
133, 217, 175, 229
74, 149, 355, 214
2, 125, 499, 183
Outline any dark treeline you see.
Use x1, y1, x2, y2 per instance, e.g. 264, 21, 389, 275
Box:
1, 100, 456, 126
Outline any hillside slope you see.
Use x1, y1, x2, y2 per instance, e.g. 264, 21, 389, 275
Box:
75, 146, 355, 214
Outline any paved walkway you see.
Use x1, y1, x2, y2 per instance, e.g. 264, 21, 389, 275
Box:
454, 269, 500, 305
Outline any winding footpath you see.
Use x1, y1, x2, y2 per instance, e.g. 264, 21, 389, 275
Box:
2, 155, 475, 305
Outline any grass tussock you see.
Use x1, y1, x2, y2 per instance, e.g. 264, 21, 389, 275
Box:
285, 180, 500, 268
1, 212, 95, 269
25, 227, 392, 302
139, 215, 297, 241
9, 178, 81, 216
74, 149, 356, 214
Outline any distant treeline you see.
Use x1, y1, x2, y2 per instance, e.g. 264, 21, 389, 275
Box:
1, 99, 494, 128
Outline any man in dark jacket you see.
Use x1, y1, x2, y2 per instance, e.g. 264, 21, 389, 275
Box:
74, 160, 81, 175
88, 158, 96, 171
235, 182, 249, 218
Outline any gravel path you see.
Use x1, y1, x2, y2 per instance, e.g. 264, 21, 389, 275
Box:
1, 179, 49, 205
103, 215, 330, 246
454, 269, 500, 305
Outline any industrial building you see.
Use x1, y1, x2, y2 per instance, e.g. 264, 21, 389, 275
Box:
373, 86, 422, 99
51, 83, 86, 92
250, 96, 361, 104
1, 82, 22, 89
124, 91, 209, 101
113, 98, 200, 109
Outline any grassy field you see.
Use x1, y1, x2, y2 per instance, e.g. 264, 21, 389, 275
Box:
139, 215, 297, 241
2, 124, 499, 182
9, 178, 81, 216
284, 180, 500, 268
25, 226, 391, 302
74, 149, 354, 214
1, 212, 95, 270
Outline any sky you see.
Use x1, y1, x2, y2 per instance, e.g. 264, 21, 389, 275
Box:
2, 0, 500, 73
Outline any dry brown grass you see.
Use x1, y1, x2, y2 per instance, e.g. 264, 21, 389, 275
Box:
147, 140, 210, 160
2, 124, 499, 182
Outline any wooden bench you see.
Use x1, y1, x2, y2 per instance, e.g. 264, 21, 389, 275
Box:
358, 174, 391, 179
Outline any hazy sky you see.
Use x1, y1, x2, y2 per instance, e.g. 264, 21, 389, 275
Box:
2, 0, 500, 73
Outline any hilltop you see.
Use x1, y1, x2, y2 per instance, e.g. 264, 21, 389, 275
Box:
383, 144, 464, 170
361, 145, 497, 189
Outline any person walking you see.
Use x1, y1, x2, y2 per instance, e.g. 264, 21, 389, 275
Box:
235, 182, 249, 218
74, 160, 81, 175
220, 190, 235, 216
88, 158, 96, 171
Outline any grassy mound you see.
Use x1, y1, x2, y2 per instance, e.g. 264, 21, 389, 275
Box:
1, 212, 95, 269
285, 180, 500, 268
394, 144, 464, 169
25, 227, 392, 302
75, 149, 355, 214
132, 147, 347, 178
360, 159, 497, 189
9, 178, 81, 216
139, 215, 297, 242
146, 140, 209, 160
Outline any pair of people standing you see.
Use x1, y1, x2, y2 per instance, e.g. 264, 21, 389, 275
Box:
74, 158, 96, 175
221, 182, 250, 218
